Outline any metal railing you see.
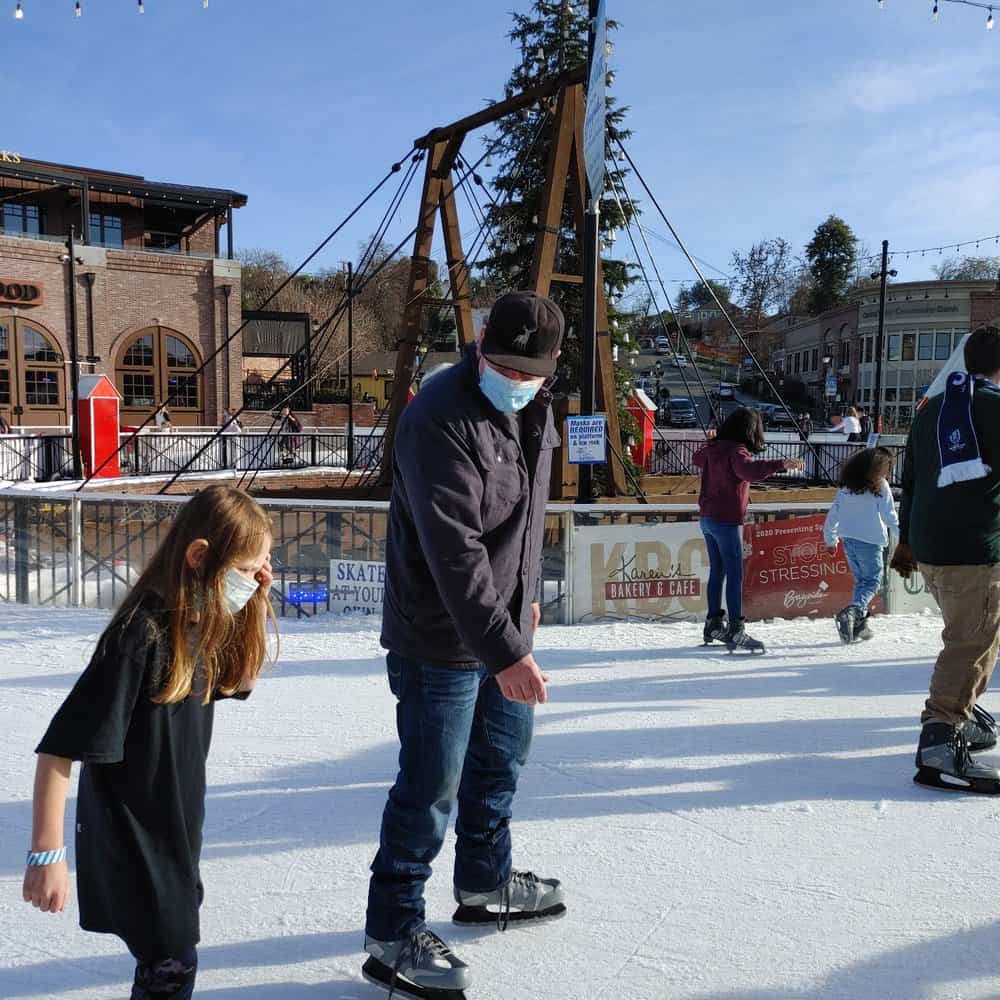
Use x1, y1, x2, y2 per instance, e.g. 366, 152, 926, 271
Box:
650, 434, 906, 487
0, 434, 73, 482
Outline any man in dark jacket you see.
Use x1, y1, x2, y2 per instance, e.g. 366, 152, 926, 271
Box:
363, 292, 567, 995
893, 325, 1000, 793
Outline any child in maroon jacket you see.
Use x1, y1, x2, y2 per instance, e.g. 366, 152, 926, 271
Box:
693, 408, 804, 652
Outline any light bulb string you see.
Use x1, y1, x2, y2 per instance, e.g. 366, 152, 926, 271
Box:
861, 232, 1000, 264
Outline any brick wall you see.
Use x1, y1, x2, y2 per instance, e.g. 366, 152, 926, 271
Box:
0, 234, 241, 428
970, 290, 1000, 330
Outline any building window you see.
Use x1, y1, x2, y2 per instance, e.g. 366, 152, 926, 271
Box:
89, 211, 124, 249
24, 370, 60, 406
865, 337, 873, 363
22, 328, 62, 363
2, 203, 42, 237
794, 353, 801, 374
839, 341, 850, 367
0, 368, 8, 405
145, 231, 182, 253
918, 333, 933, 361
935, 332, 951, 360
811, 349, 819, 371
888, 334, 901, 361
116, 327, 203, 420
902, 333, 915, 362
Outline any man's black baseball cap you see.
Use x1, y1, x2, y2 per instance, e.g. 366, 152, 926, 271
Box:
481, 291, 565, 377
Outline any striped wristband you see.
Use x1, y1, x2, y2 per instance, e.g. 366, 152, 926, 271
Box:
26, 847, 66, 866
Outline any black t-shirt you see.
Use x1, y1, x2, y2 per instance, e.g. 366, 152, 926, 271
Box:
36, 595, 249, 962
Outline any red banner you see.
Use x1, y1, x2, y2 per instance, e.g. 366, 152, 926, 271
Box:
743, 515, 882, 620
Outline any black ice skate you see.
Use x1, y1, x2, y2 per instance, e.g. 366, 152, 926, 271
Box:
853, 611, 874, 642
725, 618, 765, 655
836, 606, 859, 645
363, 924, 469, 1000
703, 612, 728, 646
914, 721, 1000, 794
964, 704, 998, 753
452, 870, 566, 930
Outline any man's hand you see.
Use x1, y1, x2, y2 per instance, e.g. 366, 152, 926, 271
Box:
22, 860, 69, 914
890, 542, 918, 580
531, 602, 541, 634
497, 654, 549, 705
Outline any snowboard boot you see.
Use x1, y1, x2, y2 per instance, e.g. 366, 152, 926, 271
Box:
914, 721, 1000, 794
363, 924, 470, 999
703, 612, 728, 646
453, 870, 566, 931
963, 704, 998, 753
835, 606, 859, 645
725, 618, 765, 655
853, 610, 874, 642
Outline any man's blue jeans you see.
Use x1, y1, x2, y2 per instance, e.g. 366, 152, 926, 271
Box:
842, 537, 883, 611
701, 517, 744, 620
365, 653, 534, 941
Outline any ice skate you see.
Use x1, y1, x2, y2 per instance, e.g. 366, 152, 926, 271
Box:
363, 924, 469, 999
703, 612, 728, 646
725, 618, 765, 655
914, 721, 1000, 794
963, 704, 998, 753
452, 869, 566, 930
836, 606, 859, 645
853, 611, 874, 642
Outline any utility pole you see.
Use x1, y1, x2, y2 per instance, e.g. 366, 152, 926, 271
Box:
870, 240, 897, 433
65, 227, 83, 480
346, 260, 355, 473
578, 0, 602, 503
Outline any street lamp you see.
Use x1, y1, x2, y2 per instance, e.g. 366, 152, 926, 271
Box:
870, 240, 898, 432
822, 354, 832, 422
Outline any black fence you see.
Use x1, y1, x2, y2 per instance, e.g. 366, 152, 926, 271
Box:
651, 435, 907, 488
0, 434, 74, 482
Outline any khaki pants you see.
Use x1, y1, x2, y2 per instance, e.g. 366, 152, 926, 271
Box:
920, 563, 1000, 724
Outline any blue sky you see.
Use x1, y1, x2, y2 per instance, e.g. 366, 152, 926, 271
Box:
6, 0, 999, 296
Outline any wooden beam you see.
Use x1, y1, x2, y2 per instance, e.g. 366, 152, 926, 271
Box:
414, 65, 587, 149
551, 272, 583, 285
438, 172, 476, 347
528, 84, 577, 298
379, 141, 449, 487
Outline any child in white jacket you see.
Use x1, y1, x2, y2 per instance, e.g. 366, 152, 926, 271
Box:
824, 447, 899, 644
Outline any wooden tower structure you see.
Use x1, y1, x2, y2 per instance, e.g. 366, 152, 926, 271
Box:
378, 65, 627, 496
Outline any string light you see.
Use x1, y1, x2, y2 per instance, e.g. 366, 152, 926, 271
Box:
864, 230, 1000, 263
932, 1, 939, 18
878, 0, 884, 8
75, 1, 81, 16
137, 0, 144, 11
202, 0, 209, 7
14, 1, 22, 18
988, 7, 994, 28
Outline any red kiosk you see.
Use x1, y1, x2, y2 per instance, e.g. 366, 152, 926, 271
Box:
76, 374, 122, 479
626, 388, 658, 471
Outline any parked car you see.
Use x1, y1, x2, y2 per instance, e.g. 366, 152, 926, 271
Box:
638, 336, 655, 351
666, 397, 698, 428
717, 382, 736, 401
655, 336, 671, 355
750, 402, 777, 426
670, 354, 689, 368
768, 406, 798, 429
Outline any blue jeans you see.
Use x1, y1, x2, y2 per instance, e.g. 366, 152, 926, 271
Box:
842, 537, 883, 611
365, 653, 534, 941
701, 517, 744, 620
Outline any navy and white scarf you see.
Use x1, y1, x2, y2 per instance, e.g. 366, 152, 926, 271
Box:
937, 371, 991, 487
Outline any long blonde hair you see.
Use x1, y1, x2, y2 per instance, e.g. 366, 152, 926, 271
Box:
111, 485, 277, 704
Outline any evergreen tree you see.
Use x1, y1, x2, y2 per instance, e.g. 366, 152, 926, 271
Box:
805, 215, 858, 315
476, 0, 639, 400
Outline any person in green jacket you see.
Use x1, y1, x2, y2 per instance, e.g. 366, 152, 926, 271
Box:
893, 325, 1000, 793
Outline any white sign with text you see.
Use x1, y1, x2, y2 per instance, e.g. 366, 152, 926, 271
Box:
329, 559, 385, 617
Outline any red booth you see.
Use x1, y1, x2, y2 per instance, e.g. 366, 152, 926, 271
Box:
626, 388, 657, 470
77, 374, 122, 479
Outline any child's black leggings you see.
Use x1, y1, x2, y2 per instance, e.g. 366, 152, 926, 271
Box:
130, 946, 198, 999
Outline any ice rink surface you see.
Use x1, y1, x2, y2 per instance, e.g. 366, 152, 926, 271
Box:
2, 606, 999, 1000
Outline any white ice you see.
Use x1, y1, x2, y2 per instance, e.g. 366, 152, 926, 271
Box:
1, 607, 998, 1000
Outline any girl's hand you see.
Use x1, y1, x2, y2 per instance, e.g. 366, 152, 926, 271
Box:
22, 860, 69, 913
256, 553, 273, 591
784, 458, 806, 471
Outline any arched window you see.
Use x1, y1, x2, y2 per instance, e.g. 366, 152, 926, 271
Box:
116, 327, 203, 424
0, 317, 65, 426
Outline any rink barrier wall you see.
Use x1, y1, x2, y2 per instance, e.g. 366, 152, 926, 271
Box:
0, 491, 914, 624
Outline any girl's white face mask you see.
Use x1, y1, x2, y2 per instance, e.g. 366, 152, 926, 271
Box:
223, 568, 259, 615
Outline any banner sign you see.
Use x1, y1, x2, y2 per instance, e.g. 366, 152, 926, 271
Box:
583, 0, 607, 199
571, 521, 710, 622
566, 415, 607, 464
742, 515, 862, 620
886, 565, 939, 615
328, 558, 385, 616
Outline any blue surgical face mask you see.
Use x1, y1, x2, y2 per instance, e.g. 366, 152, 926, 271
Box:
223, 568, 259, 615
479, 363, 545, 414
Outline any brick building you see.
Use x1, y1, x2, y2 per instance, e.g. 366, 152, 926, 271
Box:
0, 155, 245, 428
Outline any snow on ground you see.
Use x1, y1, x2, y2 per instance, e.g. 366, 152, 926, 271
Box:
1, 607, 999, 1000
